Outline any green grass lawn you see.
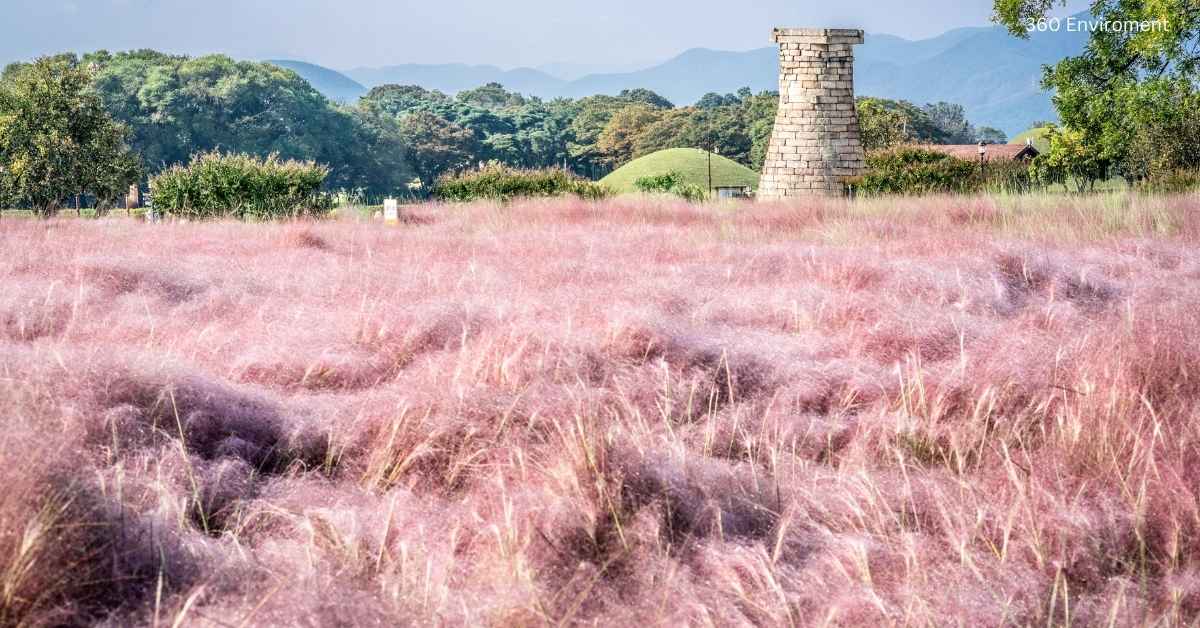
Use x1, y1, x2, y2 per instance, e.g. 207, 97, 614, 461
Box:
0, 208, 146, 219
600, 148, 760, 194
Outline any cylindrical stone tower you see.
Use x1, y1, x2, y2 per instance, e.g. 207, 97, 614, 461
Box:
758, 28, 866, 199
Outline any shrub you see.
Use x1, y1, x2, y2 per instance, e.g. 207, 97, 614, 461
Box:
433, 163, 612, 202
670, 182, 709, 203
1137, 170, 1200, 194
1029, 126, 1112, 193
981, 159, 1036, 194
633, 171, 709, 202
633, 172, 683, 194
149, 151, 333, 220
851, 148, 982, 196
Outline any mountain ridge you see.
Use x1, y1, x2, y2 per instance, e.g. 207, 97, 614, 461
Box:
267, 59, 367, 103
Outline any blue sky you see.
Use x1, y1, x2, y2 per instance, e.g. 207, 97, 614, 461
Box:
1, 0, 1089, 71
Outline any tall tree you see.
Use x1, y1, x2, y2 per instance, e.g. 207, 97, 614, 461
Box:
596, 105, 665, 167
0, 55, 140, 216
993, 0, 1200, 178
361, 84, 452, 116
84, 50, 414, 194
745, 91, 779, 171
617, 89, 674, 109
457, 83, 526, 110
977, 127, 1008, 144
631, 109, 695, 157
397, 111, 479, 188
923, 102, 978, 144
857, 98, 910, 151
567, 95, 631, 176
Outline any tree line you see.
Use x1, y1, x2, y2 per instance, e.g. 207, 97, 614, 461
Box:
1, 48, 1007, 212
359, 82, 1003, 189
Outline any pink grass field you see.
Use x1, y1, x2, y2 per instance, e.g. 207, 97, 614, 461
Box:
2, 193, 1200, 626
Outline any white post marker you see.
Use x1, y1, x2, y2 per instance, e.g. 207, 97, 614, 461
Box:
383, 198, 399, 223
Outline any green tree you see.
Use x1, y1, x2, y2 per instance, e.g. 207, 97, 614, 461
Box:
617, 88, 674, 109
457, 82, 526, 110
977, 127, 1008, 144
631, 109, 695, 157
615, 90, 765, 168
679, 106, 753, 164
398, 111, 479, 189
558, 91, 683, 176
362, 84, 578, 173
923, 102, 978, 144
1030, 126, 1111, 192
857, 98, 910, 151
993, 0, 1200, 178
343, 106, 419, 195
506, 99, 574, 168
0, 55, 140, 216
361, 84, 452, 115
696, 92, 738, 109
1123, 83, 1200, 180
745, 91, 779, 171
596, 105, 665, 167
84, 50, 413, 195
565, 95, 629, 176
874, 99, 948, 144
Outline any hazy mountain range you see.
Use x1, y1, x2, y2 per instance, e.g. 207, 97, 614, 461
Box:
268, 60, 369, 103
271, 17, 1090, 136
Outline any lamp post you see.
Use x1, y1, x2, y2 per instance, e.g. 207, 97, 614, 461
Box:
707, 146, 715, 196
978, 140, 987, 179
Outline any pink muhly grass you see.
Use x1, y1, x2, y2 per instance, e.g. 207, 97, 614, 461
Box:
0, 193, 1199, 626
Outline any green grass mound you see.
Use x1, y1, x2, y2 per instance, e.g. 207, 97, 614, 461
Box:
600, 148, 759, 194
1012, 125, 1053, 154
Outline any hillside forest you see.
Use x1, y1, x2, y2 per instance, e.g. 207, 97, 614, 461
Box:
1, 50, 1005, 201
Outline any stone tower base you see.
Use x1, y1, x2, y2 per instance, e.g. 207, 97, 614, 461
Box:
758, 28, 866, 199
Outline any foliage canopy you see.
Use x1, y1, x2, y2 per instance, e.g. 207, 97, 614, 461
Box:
993, 0, 1200, 182
0, 55, 140, 215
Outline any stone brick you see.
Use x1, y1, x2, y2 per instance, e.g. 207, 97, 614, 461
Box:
760, 27, 865, 200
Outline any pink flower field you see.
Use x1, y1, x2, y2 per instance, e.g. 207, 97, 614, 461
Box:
3, 194, 1200, 626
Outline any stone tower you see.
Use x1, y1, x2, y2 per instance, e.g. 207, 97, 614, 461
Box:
758, 28, 866, 199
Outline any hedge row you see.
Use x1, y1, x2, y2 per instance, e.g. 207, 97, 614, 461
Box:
150, 151, 333, 219
848, 148, 982, 196
844, 148, 1041, 196
433, 163, 612, 202
1137, 170, 1200, 194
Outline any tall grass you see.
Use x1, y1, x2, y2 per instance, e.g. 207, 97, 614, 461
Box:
1, 193, 1199, 625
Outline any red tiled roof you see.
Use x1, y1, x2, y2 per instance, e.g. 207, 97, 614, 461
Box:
918, 143, 1040, 161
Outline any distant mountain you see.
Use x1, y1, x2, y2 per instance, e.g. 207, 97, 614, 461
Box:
268, 59, 367, 103
854, 22, 1089, 135
858, 28, 990, 66
555, 47, 776, 104
535, 61, 653, 81
338, 16, 1091, 136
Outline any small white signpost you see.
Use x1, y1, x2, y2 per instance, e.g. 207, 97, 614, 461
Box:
383, 198, 399, 224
